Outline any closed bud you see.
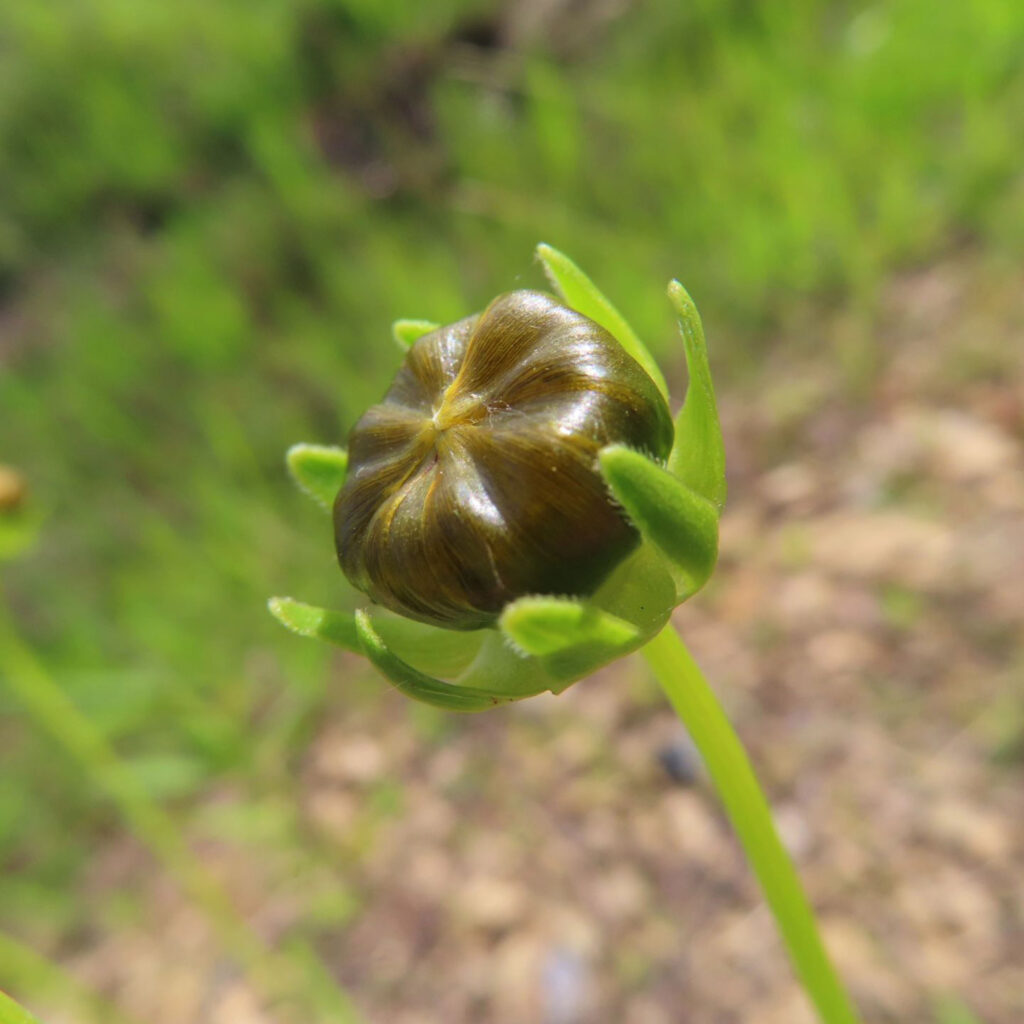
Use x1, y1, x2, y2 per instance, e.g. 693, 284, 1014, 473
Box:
334, 290, 673, 629
0, 465, 27, 514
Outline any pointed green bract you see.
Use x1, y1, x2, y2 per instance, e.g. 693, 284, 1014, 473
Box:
536, 243, 669, 400
268, 597, 359, 652
373, 614, 485, 678
600, 446, 719, 600
499, 595, 644, 692
355, 610, 509, 712
500, 596, 639, 656
392, 319, 439, 350
667, 281, 726, 509
285, 444, 348, 510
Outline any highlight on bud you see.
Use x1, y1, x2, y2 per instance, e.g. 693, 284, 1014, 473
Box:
270, 244, 725, 709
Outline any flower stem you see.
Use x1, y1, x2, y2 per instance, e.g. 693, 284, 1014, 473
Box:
642, 624, 861, 1024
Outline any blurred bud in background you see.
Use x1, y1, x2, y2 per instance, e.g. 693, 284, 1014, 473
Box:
0, 465, 27, 514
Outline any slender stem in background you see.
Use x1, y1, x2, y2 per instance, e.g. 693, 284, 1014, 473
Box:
0, 929, 141, 1024
0, 987, 41, 1024
0, 615, 359, 1024
642, 624, 862, 1024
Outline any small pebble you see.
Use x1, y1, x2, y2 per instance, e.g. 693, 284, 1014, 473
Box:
656, 734, 703, 786
541, 946, 589, 1024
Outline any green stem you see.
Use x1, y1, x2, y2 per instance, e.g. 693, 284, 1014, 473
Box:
642, 624, 861, 1024
0, 616, 358, 1024
0, 929, 141, 1024
0, 988, 42, 1024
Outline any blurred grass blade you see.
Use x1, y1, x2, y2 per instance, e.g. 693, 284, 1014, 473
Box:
500, 595, 642, 691
355, 610, 507, 712
933, 995, 985, 1024
500, 595, 638, 656
286, 444, 347, 510
599, 445, 719, 599
536, 243, 669, 400
0, 618, 360, 1023
0, 930, 140, 1024
666, 281, 726, 509
269, 596, 359, 652
392, 319, 438, 349
0, 987, 42, 1024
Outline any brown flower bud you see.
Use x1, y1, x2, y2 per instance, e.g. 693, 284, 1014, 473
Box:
334, 290, 673, 629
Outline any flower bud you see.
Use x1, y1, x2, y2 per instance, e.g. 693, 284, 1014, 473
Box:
334, 290, 673, 629
0, 465, 27, 514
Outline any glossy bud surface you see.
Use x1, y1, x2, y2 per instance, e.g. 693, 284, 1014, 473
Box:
334, 290, 673, 629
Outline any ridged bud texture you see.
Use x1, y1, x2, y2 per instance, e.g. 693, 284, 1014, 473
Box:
335, 290, 673, 629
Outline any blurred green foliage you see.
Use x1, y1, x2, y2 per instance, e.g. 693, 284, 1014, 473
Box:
1, 0, 1023, 993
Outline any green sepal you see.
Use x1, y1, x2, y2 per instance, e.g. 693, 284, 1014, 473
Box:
499, 596, 643, 694
372, 613, 484, 679
500, 595, 639, 656
667, 281, 726, 509
536, 243, 669, 401
454, 631, 553, 699
355, 610, 510, 712
285, 444, 348, 510
268, 596, 359, 652
599, 446, 719, 601
588, 542, 676, 637
392, 319, 439, 350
